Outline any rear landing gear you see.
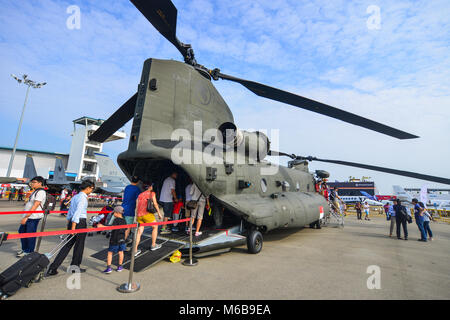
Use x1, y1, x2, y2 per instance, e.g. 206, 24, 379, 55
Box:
247, 230, 263, 254
309, 220, 321, 229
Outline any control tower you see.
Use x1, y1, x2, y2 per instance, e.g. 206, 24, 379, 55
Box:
67, 117, 126, 180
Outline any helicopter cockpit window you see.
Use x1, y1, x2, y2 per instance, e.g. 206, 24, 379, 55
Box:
261, 178, 268, 193
296, 182, 300, 191
281, 181, 290, 192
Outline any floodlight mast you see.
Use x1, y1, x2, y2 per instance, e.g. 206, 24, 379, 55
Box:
6, 74, 46, 177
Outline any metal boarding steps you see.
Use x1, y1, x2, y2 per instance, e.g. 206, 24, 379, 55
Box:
91, 236, 184, 272
90, 225, 246, 272
322, 200, 345, 227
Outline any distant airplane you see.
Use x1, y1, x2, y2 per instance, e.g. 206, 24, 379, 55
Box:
392, 185, 413, 204
340, 196, 383, 206
0, 153, 37, 184
94, 152, 129, 195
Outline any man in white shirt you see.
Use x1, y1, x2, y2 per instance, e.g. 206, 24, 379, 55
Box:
159, 172, 179, 234
47, 180, 95, 276
17, 176, 46, 257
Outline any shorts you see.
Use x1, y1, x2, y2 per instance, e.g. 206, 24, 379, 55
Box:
137, 213, 156, 224
124, 216, 134, 225
161, 202, 174, 218
108, 243, 126, 253
191, 200, 206, 220
364, 209, 370, 215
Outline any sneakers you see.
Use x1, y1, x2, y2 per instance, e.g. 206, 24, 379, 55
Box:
195, 231, 202, 237
161, 228, 171, 234
134, 250, 141, 257
16, 251, 28, 258
151, 243, 162, 251
103, 266, 112, 274
46, 269, 58, 277
116, 266, 124, 272
16, 250, 24, 256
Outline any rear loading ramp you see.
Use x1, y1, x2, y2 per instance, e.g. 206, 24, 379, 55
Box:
91, 236, 184, 272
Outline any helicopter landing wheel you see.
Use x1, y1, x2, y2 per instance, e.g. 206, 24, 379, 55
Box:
247, 230, 263, 254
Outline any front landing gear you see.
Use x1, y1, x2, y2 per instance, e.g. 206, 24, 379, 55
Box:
247, 230, 263, 254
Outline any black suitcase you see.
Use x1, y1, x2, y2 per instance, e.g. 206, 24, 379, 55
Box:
0, 234, 74, 299
0, 252, 49, 296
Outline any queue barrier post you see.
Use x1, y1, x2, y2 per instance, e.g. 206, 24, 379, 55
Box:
35, 209, 49, 253
117, 222, 140, 293
182, 216, 198, 267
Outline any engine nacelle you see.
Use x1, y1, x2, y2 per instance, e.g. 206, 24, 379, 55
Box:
218, 122, 270, 161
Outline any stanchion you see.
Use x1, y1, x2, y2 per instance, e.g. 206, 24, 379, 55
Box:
182, 217, 198, 266
35, 209, 49, 253
117, 222, 141, 293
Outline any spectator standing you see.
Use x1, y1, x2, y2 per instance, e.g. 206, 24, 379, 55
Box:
184, 181, 193, 232
387, 202, 396, 237
419, 202, 434, 241
122, 176, 142, 243
9, 186, 16, 201
355, 201, 362, 220
363, 201, 370, 220
99, 206, 127, 273
393, 199, 408, 240
46, 180, 95, 276
159, 172, 179, 234
17, 187, 24, 201
412, 198, 427, 242
134, 183, 163, 256
17, 176, 46, 257
189, 183, 208, 237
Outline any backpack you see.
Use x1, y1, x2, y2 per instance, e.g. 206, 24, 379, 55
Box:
146, 192, 157, 214
32, 188, 56, 211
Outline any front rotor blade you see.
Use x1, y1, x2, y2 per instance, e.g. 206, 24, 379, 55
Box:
218, 73, 418, 140
89, 93, 137, 143
130, 0, 185, 57
300, 156, 450, 185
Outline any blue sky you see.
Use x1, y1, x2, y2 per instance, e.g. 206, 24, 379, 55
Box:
0, 0, 449, 193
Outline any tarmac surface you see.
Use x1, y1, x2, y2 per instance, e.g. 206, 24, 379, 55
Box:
0, 201, 449, 300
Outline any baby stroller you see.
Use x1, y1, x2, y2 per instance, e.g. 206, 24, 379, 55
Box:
88, 205, 114, 237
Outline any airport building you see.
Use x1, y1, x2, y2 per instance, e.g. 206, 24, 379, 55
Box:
0, 116, 125, 181
327, 181, 377, 196
66, 117, 125, 180
0, 147, 69, 179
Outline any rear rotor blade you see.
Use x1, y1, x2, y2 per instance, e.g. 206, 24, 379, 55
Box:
218, 72, 418, 140
298, 156, 450, 185
89, 93, 137, 143
130, 0, 186, 58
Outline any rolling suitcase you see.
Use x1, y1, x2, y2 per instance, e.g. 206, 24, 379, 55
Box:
0, 234, 74, 299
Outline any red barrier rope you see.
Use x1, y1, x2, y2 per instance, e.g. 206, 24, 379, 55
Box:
2, 218, 190, 240
0, 210, 112, 215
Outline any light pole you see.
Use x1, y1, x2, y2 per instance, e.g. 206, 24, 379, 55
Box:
6, 74, 46, 177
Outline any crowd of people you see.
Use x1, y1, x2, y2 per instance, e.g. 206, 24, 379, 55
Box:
315, 180, 347, 217
0, 186, 28, 201
13, 172, 209, 275
384, 199, 434, 242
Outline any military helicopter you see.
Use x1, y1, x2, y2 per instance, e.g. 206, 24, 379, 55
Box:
89, 0, 450, 255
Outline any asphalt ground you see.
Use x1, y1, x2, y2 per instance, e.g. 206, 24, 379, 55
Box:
0, 201, 449, 300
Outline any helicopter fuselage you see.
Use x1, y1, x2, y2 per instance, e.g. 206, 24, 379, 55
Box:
117, 58, 329, 232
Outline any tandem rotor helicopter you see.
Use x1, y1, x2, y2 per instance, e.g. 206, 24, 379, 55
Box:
89, 0, 450, 254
